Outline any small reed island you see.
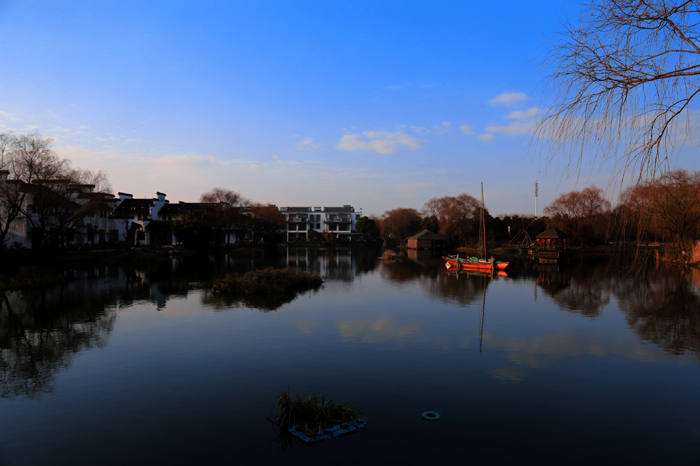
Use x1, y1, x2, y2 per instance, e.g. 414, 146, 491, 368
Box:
212, 267, 323, 294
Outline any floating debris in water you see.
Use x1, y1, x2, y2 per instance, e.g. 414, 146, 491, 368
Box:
422, 411, 440, 421
288, 420, 367, 443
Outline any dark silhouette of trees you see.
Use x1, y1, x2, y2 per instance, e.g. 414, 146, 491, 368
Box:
355, 216, 380, 241
422, 194, 482, 246
170, 211, 215, 250
536, 0, 700, 177
544, 186, 611, 245
620, 169, 700, 251
379, 208, 422, 245
200, 188, 250, 245
249, 203, 285, 243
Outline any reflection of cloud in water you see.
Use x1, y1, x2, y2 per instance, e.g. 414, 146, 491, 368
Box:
295, 320, 321, 334
489, 367, 526, 383
336, 318, 423, 342
488, 332, 672, 371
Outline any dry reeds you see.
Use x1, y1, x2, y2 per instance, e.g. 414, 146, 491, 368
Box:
382, 250, 405, 262
0, 266, 64, 290
212, 267, 323, 294
271, 389, 362, 433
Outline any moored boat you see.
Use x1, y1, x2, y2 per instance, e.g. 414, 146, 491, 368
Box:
443, 254, 494, 272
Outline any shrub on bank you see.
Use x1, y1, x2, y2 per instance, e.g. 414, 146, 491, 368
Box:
212, 267, 323, 294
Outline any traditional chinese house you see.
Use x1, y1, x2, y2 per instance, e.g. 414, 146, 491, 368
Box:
532, 227, 571, 263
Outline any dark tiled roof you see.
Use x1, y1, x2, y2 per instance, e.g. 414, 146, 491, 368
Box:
160, 202, 216, 214
324, 206, 354, 212
407, 230, 444, 240
537, 227, 570, 239
114, 198, 154, 214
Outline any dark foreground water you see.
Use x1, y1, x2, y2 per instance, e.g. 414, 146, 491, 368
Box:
1, 248, 699, 465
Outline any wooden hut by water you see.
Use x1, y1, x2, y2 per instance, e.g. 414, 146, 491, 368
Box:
406, 230, 444, 250
531, 227, 571, 263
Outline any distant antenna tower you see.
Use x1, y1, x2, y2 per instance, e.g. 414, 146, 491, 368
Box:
535, 178, 538, 219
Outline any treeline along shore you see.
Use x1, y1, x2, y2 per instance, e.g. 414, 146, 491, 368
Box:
2, 132, 700, 274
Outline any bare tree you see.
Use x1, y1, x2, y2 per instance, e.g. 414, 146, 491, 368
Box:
379, 208, 422, 244
621, 169, 700, 251
0, 133, 65, 248
536, 0, 700, 178
423, 194, 482, 246
544, 185, 612, 245
0, 132, 111, 249
200, 188, 250, 244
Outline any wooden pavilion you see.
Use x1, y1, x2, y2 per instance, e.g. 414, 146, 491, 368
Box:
532, 227, 571, 263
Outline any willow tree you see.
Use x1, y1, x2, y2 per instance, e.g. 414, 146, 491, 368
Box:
536, 0, 700, 178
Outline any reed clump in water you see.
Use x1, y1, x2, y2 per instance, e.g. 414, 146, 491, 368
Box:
271, 389, 363, 433
0, 266, 64, 290
383, 250, 405, 262
212, 267, 323, 294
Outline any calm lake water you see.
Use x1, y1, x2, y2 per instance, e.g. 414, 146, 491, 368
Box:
1, 247, 700, 465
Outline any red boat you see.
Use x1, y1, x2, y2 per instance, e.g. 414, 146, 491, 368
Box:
442, 183, 509, 273
443, 255, 494, 272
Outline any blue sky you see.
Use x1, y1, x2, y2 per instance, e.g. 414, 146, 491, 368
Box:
1, 0, 698, 216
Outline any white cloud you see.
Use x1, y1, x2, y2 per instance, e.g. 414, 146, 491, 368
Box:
411, 126, 430, 135
478, 133, 494, 142
486, 120, 534, 136
459, 124, 475, 135
490, 92, 528, 105
336, 130, 425, 154
411, 122, 451, 136
296, 137, 320, 151
0, 110, 22, 122
508, 107, 539, 119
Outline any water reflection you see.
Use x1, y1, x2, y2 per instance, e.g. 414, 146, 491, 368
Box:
2, 248, 700, 403
0, 287, 117, 399
536, 263, 613, 317
615, 265, 700, 359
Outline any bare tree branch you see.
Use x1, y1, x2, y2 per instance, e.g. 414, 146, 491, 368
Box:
535, 0, 700, 178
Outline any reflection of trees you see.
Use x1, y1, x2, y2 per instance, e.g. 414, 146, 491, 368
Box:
200, 288, 322, 312
0, 263, 204, 399
379, 258, 491, 306
614, 266, 700, 359
0, 287, 117, 399
536, 261, 613, 318
424, 273, 490, 307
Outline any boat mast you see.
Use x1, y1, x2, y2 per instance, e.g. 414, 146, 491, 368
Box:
481, 182, 486, 260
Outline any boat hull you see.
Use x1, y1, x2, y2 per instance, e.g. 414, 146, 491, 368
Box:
443, 256, 494, 272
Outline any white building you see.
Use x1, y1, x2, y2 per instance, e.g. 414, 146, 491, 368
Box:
0, 169, 119, 248
279, 205, 363, 242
